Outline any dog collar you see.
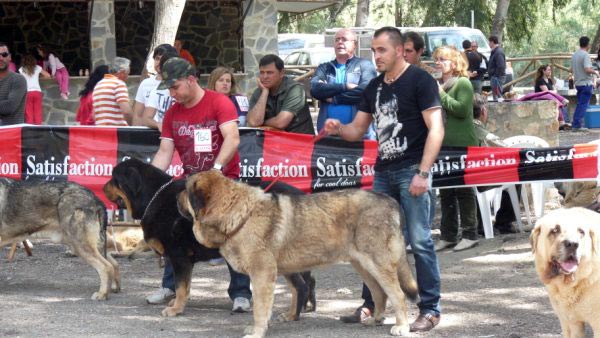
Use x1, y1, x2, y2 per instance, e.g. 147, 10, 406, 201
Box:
141, 179, 174, 221
224, 213, 252, 241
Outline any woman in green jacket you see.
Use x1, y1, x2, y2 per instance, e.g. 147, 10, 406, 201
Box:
432, 46, 479, 252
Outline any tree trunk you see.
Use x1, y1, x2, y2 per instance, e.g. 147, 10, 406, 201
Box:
144, 0, 187, 76
355, 0, 370, 27
591, 22, 600, 55
491, 0, 510, 42
328, 0, 353, 26
395, 0, 403, 27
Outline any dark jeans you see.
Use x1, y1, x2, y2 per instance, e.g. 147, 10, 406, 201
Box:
491, 75, 506, 100
470, 79, 482, 94
439, 187, 478, 241
573, 85, 593, 128
162, 258, 252, 301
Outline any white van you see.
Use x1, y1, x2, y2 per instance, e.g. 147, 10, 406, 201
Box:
278, 33, 325, 59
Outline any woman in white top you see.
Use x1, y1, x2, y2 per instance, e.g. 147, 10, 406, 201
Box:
36, 45, 70, 100
19, 54, 51, 124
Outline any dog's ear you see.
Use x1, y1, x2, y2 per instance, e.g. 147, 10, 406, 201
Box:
590, 226, 599, 256
187, 179, 206, 216
177, 191, 194, 221
120, 167, 142, 196
530, 226, 541, 254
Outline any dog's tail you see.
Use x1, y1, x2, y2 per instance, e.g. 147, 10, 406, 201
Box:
397, 254, 419, 302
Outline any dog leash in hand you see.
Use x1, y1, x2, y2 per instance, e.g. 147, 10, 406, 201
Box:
263, 130, 327, 192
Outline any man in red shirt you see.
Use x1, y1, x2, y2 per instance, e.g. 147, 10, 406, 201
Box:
147, 57, 251, 312
174, 39, 196, 67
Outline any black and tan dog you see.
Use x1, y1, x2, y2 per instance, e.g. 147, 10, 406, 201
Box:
0, 178, 120, 300
104, 158, 315, 318
180, 170, 418, 338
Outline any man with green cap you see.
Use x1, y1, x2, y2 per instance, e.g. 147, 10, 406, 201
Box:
147, 57, 252, 313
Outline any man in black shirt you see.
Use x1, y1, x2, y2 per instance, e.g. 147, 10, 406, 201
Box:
463, 40, 483, 93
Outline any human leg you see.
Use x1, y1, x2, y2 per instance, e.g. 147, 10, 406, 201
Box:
439, 188, 459, 243
455, 187, 478, 240
227, 261, 252, 312
32, 91, 43, 125
146, 258, 175, 304
56, 67, 70, 97
573, 85, 593, 128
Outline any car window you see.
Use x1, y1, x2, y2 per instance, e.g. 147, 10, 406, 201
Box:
469, 34, 491, 53
284, 52, 301, 65
428, 33, 463, 52
312, 52, 334, 65
279, 39, 305, 52
299, 52, 311, 66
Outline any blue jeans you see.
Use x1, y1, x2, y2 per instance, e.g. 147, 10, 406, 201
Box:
573, 85, 593, 128
162, 258, 252, 301
491, 76, 506, 101
360, 165, 441, 316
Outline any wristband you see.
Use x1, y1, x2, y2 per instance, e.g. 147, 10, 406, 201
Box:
212, 163, 223, 171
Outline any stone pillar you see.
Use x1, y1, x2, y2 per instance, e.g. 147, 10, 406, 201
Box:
90, 0, 116, 69
241, 0, 278, 95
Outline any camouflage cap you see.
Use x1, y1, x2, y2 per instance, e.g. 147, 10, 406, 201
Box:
157, 57, 196, 90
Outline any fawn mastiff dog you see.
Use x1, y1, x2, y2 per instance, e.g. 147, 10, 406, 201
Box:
0, 178, 120, 300
179, 170, 418, 338
531, 207, 600, 337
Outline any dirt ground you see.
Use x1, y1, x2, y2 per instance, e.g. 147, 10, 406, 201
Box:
1, 130, 598, 338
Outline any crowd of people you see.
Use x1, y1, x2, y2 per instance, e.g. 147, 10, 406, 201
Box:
1, 30, 598, 332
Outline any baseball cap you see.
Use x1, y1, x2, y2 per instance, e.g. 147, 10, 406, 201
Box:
157, 57, 196, 90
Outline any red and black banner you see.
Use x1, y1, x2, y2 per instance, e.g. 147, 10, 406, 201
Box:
0, 125, 597, 207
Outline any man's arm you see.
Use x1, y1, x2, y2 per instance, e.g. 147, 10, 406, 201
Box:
119, 101, 134, 125
214, 121, 240, 167
141, 106, 160, 130
409, 107, 444, 196
333, 60, 377, 105
132, 102, 145, 126
0, 75, 26, 117
310, 63, 345, 100
263, 111, 295, 130
262, 83, 306, 130
323, 111, 373, 141
247, 80, 269, 127
151, 138, 175, 171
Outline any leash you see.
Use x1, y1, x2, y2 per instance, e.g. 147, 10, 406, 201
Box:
141, 179, 174, 221
224, 131, 327, 241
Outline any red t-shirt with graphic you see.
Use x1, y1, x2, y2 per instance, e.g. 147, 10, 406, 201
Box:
161, 89, 240, 178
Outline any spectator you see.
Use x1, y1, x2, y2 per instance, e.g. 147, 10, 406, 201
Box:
247, 54, 315, 134
571, 36, 599, 131
36, 45, 70, 100
473, 93, 505, 147
310, 28, 377, 137
76, 65, 109, 126
0, 42, 27, 125
133, 44, 178, 126
432, 46, 479, 252
140, 50, 179, 131
208, 66, 249, 127
488, 36, 506, 101
92, 57, 133, 126
147, 57, 251, 313
174, 39, 196, 66
470, 40, 488, 87
325, 27, 443, 332
404, 31, 435, 73
19, 54, 51, 125
462, 40, 483, 93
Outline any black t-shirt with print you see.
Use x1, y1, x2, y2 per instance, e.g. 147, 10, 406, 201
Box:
358, 65, 441, 170
534, 78, 554, 93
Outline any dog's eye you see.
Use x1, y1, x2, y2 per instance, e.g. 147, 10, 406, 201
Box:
551, 226, 561, 234
578, 228, 585, 236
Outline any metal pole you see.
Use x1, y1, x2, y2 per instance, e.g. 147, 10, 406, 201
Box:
471, 10, 474, 28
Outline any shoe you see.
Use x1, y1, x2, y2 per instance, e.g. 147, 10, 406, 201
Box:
495, 222, 518, 234
410, 313, 440, 332
232, 297, 251, 313
208, 257, 225, 266
572, 127, 589, 132
339, 306, 373, 323
453, 238, 479, 252
559, 123, 572, 131
434, 240, 457, 251
60, 93, 69, 100
146, 287, 175, 304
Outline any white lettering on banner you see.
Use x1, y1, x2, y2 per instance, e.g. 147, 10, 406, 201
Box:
315, 157, 374, 177
432, 154, 518, 176
0, 160, 19, 175
523, 148, 596, 164
166, 164, 184, 177
240, 158, 308, 178
25, 155, 113, 176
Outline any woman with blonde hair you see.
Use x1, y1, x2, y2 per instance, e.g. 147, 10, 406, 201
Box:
432, 45, 479, 252
19, 54, 51, 124
208, 67, 248, 126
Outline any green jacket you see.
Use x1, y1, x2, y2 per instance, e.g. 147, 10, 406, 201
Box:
440, 77, 478, 146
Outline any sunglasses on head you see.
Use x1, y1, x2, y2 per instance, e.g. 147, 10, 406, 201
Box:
0, 52, 9, 58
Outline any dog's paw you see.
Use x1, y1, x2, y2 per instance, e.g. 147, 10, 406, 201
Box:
303, 303, 315, 312
242, 326, 266, 338
111, 284, 121, 293
91, 292, 108, 301
275, 312, 297, 323
161, 306, 183, 317
362, 317, 383, 326
390, 324, 410, 336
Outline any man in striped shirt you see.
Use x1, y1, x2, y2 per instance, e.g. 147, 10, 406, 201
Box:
93, 57, 133, 126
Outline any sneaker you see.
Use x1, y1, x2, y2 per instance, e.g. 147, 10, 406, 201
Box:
572, 127, 589, 132
453, 238, 479, 252
60, 93, 69, 100
208, 257, 225, 266
146, 287, 175, 304
232, 297, 251, 313
339, 306, 373, 323
434, 240, 457, 252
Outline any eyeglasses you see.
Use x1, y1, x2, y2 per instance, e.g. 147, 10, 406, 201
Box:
0, 52, 9, 58
334, 37, 356, 43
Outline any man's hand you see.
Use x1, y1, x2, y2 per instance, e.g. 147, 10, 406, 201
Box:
408, 175, 429, 197
256, 78, 268, 92
347, 83, 358, 90
323, 118, 342, 136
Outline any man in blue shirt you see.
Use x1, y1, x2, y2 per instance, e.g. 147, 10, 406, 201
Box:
310, 28, 377, 138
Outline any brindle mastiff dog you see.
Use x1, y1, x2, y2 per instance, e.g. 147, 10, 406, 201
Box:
0, 178, 120, 300
180, 170, 419, 338
104, 159, 315, 318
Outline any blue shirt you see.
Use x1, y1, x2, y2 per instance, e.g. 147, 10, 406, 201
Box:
327, 63, 354, 124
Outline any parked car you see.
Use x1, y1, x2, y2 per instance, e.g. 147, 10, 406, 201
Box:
283, 47, 335, 74
278, 33, 324, 59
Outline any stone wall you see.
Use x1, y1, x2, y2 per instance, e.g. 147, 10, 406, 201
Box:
486, 100, 560, 146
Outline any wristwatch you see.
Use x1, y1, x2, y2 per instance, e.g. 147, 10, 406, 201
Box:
416, 169, 430, 178
212, 163, 223, 171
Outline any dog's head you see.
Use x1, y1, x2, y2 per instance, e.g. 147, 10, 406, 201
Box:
530, 207, 600, 284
